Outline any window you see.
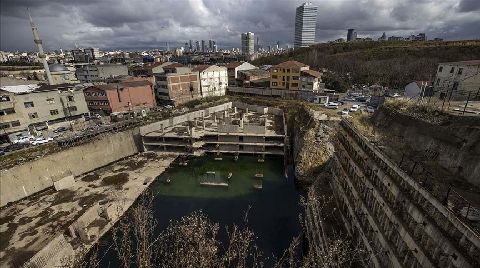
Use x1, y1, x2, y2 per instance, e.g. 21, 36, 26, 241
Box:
272, 75, 278, 79
50, 109, 59, 115
46, 98, 55, 104
282, 76, 285, 81
286, 69, 290, 73
272, 82, 277, 86
68, 106, 78, 112
282, 82, 285, 86
272, 69, 278, 73
438, 66, 443, 72
0, 95, 11, 102
0, 108, 15, 116
24, 101, 34, 108
450, 67, 455, 73
11, 120, 20, 127
458, 68, 463, 75
28, 112, 38, 119
67, 96, 75, 102
292, 83, 298, 87
292, 76, 299, 80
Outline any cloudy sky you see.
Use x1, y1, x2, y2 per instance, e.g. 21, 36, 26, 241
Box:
1, 0, 479, 51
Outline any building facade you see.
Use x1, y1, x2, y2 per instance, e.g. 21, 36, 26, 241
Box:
269, 61, 310, 90
48, 64, 79, 85
299, 69, 323, 91
347, 29, 356, 42
241, 32, 255, 55
83, 80, 156, 115
434, 60, 480, 100
294, 2, 318, 48
154, 63, 201, 105
193, 65, 228, 97
0, 83, 88, 138
226, 62, 257, 86
75, 64, 128, 83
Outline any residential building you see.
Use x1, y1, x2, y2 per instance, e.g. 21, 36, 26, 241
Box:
269, 60, 310, 90
71, 48, 99, 63
404, 81, 434, 99
299, 69, 323, 91
237, 69, 270, 88
83, 80, 155, 115
434, 60, 480, 100
0, 83, 88, 139
241, 32, 255, 55
154, 64, 201, 105
48, 64, 79, 85
192, 65, 228, 97
226, 61, 257, 86
75, 64, 128, 83
294, 2, 318, 48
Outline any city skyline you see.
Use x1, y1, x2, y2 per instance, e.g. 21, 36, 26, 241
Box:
1, 0, 480, 51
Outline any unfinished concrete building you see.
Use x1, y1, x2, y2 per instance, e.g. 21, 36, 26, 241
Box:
331, 119, 480, 268
139, 102, 286, 157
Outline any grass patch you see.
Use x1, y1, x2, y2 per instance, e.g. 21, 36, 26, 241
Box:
102, 173, 129, 186
82, 173, 101, 182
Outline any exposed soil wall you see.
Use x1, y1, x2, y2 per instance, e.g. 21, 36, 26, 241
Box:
372, 107, 480, 187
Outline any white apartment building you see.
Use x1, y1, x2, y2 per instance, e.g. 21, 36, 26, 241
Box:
192, 65, 228, 97
434, 60, 480, 100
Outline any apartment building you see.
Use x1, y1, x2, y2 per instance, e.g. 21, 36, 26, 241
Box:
299, 69, 322, 91
192, 65, 228, 97
83, 80, 155, 115
269, 60, 309, 90
226, 61, 257, 86
154, 63, 201, 105
75, 64, 128, 83
0, 83, 88, 138
434, 60, 480, 100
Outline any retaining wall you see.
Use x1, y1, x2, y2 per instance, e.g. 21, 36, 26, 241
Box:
0, 128, 141, 207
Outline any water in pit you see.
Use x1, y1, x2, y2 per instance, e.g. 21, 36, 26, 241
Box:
95, 155, 304, 266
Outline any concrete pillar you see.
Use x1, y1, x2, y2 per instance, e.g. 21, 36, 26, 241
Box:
194, 118, 198, 127
202, 117, 206, 130
240, 118, 244, 128
190, 127, 195, 137
161, 123, 164, 133
186, 126, 191, 135
214, 114, 217, 123
224, 110, 228, 118
234, 107, 237, 114
246, 108, 249, 115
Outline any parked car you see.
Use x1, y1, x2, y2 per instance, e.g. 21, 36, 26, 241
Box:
341, 108, 349, 115
349, 105, 360, 112
367, 106, 375, 113
13, 136, 33, 144
53, 126, 69, 133
325, 102, 339, 109
31, 137, 53, 146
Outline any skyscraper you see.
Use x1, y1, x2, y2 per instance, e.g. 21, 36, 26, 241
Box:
241, 32, 255, 55
347, 29, 356, 42
294, 2, 318, 49
201, 40, 206, 53
189, 40, 193, 51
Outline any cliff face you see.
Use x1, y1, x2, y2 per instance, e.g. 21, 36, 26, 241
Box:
372, 106, 480, 187
292, 107, 337, 184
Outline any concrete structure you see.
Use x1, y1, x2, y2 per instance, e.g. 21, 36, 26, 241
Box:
48, 64, 79, 85
241, 32, 255, 55
300, 69, 323, 91
140, 101, 286, 157
228, 86, 334, 101
294, 2, 318, 48
226, 61, 257, 86
154, 63, 201, 105
0, 127, 140, 206
84, 80, 155, 115
75, 64, 128, 83
404, 81, 434, 99
72, 47, 100, 63
332, 119, 480, 268
193, 65, 228, 97
0, 83, 88, 138
434, 60, 480, 100
270, 60, 310, 90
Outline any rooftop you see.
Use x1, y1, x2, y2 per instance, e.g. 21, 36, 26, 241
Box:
301, 69, 322, 78
0, 83, 83, 94
274, 60, 309, 69
226, 62, 243, 69
192, 64, 211, 72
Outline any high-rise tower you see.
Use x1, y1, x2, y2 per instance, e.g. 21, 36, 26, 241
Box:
28, 12, 53, 85
294, 2, 318, 49
241, 32, 254, 55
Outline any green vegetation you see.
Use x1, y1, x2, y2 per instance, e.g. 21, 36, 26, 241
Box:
253, 40, 480, 90
81, 173, 101, 182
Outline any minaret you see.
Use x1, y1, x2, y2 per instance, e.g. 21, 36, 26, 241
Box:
28, 12, 53, 85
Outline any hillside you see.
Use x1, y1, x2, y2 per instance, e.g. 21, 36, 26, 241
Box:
252, 40, 480, 91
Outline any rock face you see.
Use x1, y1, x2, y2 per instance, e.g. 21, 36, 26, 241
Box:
293, 108, 337, 184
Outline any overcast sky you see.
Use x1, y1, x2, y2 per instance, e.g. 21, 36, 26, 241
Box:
1, 0, 479, 51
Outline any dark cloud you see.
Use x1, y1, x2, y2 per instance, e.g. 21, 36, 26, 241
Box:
1, 0, 479, 51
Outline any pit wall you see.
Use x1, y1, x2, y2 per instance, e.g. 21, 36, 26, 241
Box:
0, 128, 141, 207
372, 107, 480, 187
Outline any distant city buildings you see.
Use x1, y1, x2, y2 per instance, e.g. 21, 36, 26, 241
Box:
241, 32, 255, 55
294, 2, 318, 48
